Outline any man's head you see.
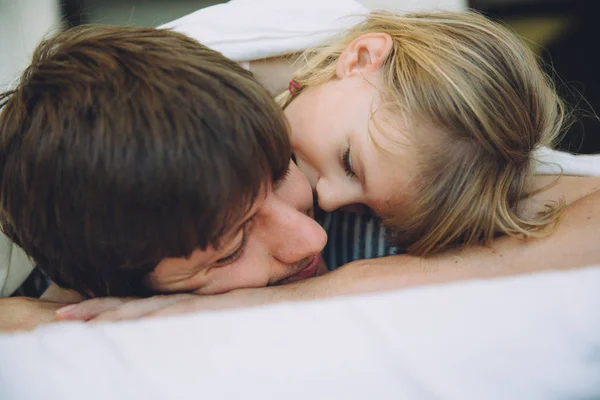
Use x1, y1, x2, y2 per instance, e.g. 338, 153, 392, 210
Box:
0, 25, 326, 297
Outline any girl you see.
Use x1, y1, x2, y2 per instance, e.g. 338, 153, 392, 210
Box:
279, 10, 594, 258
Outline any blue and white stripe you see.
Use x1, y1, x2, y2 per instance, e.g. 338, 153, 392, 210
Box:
317, 209, 401, 271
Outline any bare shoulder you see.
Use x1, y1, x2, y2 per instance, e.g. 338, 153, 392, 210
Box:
40, 282, 85, 303
248, 54, 300, 95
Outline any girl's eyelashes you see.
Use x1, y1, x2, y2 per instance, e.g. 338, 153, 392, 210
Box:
341, 147, 357, 178
215, 220, 252, 265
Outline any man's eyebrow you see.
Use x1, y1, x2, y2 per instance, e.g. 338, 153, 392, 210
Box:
214, 206, 259, 251
238, 210, 258, 229
234, 186, 269, 230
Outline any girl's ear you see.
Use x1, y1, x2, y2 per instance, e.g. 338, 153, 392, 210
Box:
336, 33, 393, 79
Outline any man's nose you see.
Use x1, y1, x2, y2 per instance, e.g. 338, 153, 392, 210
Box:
315, 178, 361, 212
259, 199, 327, 265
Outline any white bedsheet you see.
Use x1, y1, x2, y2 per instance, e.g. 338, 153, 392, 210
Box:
1, 266, 599, 399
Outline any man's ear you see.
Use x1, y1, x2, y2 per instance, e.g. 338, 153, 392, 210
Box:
336, 33, 393, 79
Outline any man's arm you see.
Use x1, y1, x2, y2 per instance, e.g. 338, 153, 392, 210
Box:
0, 281, 85, 332
58, 181, 600, 321
0, 297, 69, 332
316, 176, 600, 297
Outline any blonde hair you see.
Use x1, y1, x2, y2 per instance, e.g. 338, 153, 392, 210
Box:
277, 10, 568, 255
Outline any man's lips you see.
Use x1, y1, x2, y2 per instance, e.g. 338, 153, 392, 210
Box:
277, 253, 321, 285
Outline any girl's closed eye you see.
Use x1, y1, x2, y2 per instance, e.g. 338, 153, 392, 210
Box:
341, 147, 357, 178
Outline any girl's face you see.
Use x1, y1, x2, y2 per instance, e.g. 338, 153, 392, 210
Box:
285, 34, 420, 216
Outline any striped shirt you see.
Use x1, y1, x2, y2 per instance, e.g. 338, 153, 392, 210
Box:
316, 208, 402, 271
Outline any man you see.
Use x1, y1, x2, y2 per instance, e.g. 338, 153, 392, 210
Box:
3, 24, 600, 329
0, 25, 328, 329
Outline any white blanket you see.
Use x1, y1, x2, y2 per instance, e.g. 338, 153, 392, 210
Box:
1, 266, 599, 399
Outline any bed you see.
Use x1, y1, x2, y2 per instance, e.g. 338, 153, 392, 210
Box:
1, 266, 599, 399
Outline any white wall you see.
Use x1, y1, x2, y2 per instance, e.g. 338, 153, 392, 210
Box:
0, 0, 60, 89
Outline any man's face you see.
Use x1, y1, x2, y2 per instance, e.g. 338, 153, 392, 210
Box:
146, 161, 328, 295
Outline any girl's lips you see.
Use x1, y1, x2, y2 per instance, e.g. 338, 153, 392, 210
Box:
277, 253, 321, 285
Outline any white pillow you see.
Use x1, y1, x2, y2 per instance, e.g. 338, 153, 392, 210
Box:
160, 0, 467, 63
160, 0, 368, 62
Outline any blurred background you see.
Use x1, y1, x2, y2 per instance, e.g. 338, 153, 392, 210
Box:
1, 0, 598, 153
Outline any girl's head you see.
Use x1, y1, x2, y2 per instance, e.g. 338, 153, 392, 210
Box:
279, 10, 567, 255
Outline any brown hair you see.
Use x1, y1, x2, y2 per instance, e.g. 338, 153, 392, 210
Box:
0, 25, 291, 296
278, 11, 568, 255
